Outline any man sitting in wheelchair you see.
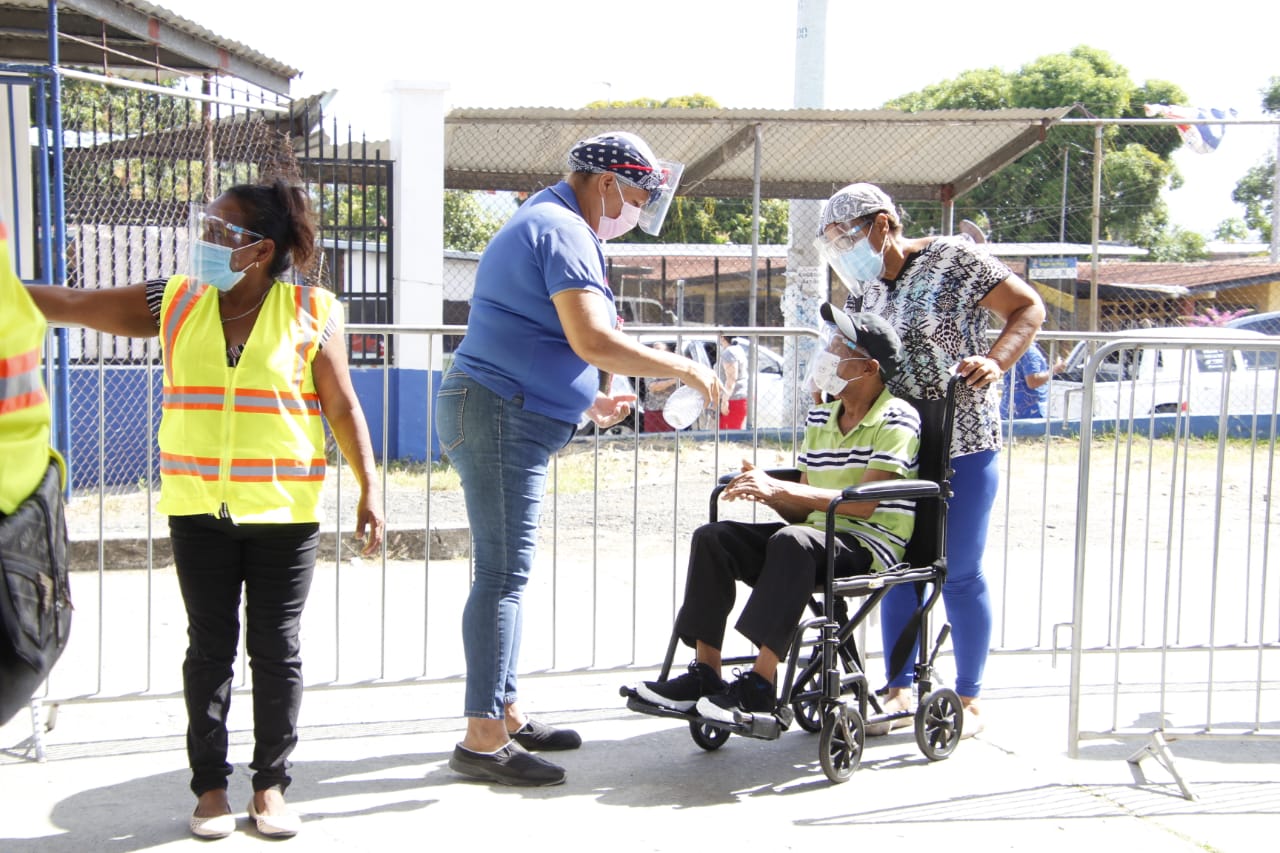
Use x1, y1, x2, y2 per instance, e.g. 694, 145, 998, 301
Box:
633, 305, 921, 724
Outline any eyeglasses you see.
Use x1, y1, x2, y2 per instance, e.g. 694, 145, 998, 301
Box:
822, 221, 869, 254
199, 213, 264, 249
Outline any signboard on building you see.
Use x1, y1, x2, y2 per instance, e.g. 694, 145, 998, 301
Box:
1029, 257, 1078, 280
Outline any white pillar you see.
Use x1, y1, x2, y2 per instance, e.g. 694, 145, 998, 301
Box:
784, 0, 828, 415
0, 91, 34, 277
389, 80, 448, 370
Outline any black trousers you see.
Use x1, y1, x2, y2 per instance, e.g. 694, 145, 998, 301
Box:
674, 521, 873, 659
169, 514, 319, 796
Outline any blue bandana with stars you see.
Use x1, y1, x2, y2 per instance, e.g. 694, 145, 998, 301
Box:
567, 131, 666, 200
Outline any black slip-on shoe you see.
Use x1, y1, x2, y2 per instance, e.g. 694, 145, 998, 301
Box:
448, 742, 566, 786
509, 719, 582, 751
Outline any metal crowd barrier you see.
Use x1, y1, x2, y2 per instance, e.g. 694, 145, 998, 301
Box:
1063, 334, 1280, 799
14, 325, 1280, 783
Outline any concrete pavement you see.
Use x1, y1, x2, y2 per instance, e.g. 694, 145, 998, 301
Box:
3, 656, 1278, 852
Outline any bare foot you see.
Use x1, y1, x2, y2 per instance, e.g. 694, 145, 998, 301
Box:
252, 786, 288, 817
193, 788, 231, 818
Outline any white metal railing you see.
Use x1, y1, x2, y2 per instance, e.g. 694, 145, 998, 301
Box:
17, 325, 1280, 780
1064, 334, 1280, 799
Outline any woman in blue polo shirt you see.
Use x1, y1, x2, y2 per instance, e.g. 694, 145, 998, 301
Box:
436, 131, 719, 786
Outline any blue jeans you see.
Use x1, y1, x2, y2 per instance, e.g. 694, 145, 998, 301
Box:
882, 448, 998, 698
435, 368, 576, 718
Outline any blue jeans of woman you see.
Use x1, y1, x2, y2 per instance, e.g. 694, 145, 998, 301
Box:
435, 367, 576, 718
169, 513, 318, 796
881, 449, 998, 698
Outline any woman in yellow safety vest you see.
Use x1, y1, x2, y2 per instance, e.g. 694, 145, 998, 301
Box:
28, 181, 384, 840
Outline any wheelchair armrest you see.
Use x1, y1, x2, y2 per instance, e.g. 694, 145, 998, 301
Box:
839, 478, 942, 502
716, 467, 803, 486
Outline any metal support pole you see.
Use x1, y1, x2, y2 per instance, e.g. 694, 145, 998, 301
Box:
1270, 125, 1279, 263
1090, 125, 1102, 334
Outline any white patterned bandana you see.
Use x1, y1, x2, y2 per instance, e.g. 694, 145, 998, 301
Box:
818, 183, 895, 234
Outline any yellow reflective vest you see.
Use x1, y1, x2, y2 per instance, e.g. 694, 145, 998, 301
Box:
0, 220, 53, 516
157, 274, 337, 523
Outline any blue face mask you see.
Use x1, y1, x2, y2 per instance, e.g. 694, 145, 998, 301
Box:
831, 234, 885, 290
192, 239, 256, 292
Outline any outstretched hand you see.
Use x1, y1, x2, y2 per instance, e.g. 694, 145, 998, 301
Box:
586, 392, 637, 429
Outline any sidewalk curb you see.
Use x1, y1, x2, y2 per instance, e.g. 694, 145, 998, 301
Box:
69, 524, 471, 571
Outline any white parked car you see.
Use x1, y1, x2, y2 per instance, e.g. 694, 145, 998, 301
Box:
1048, 327, 1280, 421
1226, 311, 1280, 368
634, 333, 797, 430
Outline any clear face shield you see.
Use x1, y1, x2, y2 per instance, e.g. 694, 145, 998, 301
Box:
803, 322, 852, 396
636, 159, 684, 236
187, 203, 265, 291
813, 220, 872, 299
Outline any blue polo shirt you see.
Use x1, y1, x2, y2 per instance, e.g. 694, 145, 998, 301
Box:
453, 181, 615, 424
1000, 345, 1049, 419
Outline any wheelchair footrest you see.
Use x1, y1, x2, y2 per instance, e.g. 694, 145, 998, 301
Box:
621, 688, 697, 722
621, 686, 792, 740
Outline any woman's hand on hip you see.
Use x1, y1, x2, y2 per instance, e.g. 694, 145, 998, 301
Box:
955, 355, 1003, 388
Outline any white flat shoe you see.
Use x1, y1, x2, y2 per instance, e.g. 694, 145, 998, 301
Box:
189, 810, 236, 839
961, 705, 985, 739
248, 797, 301, 838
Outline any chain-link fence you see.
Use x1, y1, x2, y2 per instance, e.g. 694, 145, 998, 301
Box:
24, 76, 391, 488
440, 114, 1280, 430
14, 70, 1280, 475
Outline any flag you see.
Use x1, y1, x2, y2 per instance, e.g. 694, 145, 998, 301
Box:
1144, 104, 1238, 154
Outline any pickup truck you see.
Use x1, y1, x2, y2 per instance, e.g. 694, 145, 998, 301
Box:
1047, 327, 1280, 421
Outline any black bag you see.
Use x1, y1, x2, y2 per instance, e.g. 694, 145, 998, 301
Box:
0, 457, 72, 726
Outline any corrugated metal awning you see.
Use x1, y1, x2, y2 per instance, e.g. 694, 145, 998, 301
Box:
0, 0, 299, 94
443, 106, 1072, 201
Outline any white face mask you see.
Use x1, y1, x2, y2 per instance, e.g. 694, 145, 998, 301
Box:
811, 350, 869, 397
596, 180, 642, 240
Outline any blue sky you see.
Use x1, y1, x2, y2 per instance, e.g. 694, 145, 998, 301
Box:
155, 0, 1278, 237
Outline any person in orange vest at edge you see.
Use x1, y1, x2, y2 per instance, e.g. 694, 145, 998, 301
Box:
27, 182, 384, 840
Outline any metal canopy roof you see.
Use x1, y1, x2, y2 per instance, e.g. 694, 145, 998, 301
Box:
443, 106, 1073, 201
0, 0, 299, 94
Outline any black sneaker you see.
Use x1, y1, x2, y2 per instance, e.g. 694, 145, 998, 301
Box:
695, 670, 776, 724
634, 661, 726, 712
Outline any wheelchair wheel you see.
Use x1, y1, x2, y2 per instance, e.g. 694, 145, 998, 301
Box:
790, 664, 823, 734
689, 719, 730, 751
818, 703, 864, 783
915, 687, 962, 761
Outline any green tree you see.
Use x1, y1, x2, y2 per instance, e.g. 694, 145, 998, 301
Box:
313, 184, 387, 234
1131, 209, 1208, 261
1228, 77, 1279, 241
443, 190, 504, 252
584, 94, 790, 245
885, 46, 1188, 254
1214, 217, 1250, 242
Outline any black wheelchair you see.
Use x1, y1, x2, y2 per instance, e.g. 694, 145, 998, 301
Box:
621, 375, 963, 783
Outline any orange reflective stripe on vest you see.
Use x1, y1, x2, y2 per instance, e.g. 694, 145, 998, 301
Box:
0, 347, 47, 416
227, 457, 326, 482
293, 286, 322, 385
160, 278, 203, 384
160, 452, 325, 483
162, 386, 321, 416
